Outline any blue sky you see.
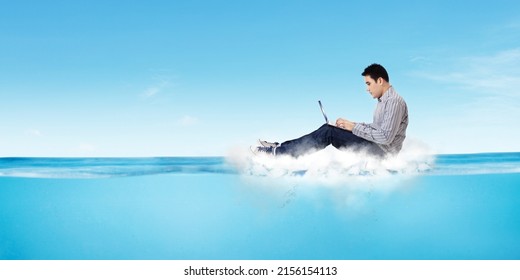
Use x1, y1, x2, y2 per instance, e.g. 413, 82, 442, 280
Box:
1, 0, 519, 156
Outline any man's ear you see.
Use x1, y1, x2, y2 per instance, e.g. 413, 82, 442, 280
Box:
377, 77, 384, 85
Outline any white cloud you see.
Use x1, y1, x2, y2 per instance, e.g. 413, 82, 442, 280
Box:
177, 115, 199, 127
457, 49, 520, 95
411, 48, 520, 153
142, 78, 171, 98
25, 129, 42, 137
409, 56, 430, 63
415, 48, 520, 96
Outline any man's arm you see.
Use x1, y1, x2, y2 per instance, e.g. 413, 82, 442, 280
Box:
351, 98, 406, 145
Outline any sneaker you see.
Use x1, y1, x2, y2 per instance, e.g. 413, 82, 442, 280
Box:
250, 145, 276, 155
258, 139, 280, 148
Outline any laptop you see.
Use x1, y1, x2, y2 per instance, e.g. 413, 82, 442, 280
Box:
318, 100, 330, 124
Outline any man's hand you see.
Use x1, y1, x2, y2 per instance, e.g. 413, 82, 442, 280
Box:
335, 118, 355, 131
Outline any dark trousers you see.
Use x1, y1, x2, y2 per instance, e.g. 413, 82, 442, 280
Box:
275, 124, 385, 157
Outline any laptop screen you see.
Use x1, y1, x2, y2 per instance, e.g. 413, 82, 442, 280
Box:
318, 100, 329, 124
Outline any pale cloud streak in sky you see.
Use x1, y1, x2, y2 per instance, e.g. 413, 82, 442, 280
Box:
416, 48, 520, 96
25, 129, 42, 137
412, 48, 520, 152
177, 115, 199, 127
454, 49, 520, 96
142, 78, 171, 98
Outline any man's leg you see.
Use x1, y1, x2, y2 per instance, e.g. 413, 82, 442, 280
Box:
275, 124, 384, 157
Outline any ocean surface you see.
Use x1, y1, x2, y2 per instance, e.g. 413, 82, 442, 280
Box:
0, 152, 519, 260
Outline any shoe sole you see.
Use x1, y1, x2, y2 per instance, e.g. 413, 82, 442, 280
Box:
249, 145, 259, 155
250, 145, 275, 156
258, 139, 279, 148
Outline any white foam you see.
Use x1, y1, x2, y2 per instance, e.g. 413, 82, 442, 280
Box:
227, 138, 435, 186
226, 139, 436, 210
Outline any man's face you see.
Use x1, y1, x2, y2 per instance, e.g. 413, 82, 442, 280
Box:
364, 75, 384, 99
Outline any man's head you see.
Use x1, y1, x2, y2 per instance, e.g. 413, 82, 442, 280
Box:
361, 63, 390, 99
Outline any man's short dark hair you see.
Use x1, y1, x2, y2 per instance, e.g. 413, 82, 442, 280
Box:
361, 63, 389, 82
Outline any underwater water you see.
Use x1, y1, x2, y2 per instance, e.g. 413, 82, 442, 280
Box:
0, 152, 519, 260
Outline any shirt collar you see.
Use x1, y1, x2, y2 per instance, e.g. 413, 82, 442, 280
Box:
378, 85, 393, 102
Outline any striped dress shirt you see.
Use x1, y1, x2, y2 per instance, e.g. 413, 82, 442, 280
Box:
352, 86, 408, 154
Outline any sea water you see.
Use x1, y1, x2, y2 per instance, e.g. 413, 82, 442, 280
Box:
0, 151, 519, 260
